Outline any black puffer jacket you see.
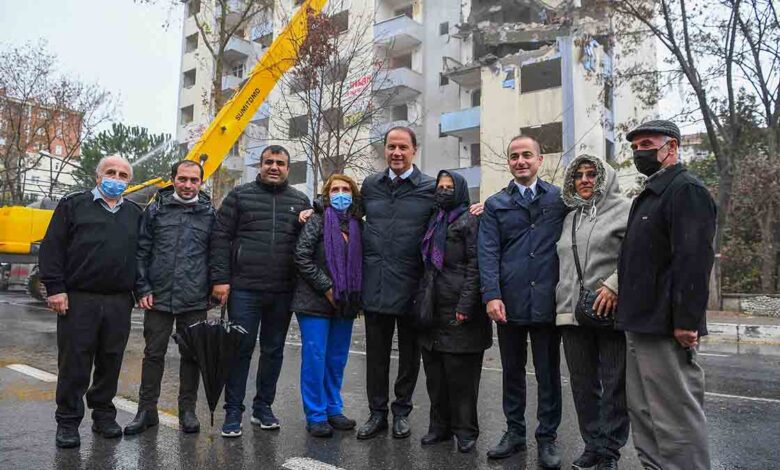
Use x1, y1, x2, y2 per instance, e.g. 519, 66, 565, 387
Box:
209, 178, 311, 292
135, 186, 215, 313
290, 211, 363, 319
418, 171, 492, 353
362, 166, 436, 315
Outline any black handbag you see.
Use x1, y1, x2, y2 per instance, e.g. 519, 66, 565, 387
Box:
411, 268, 436, 330
571, 219, 614, 329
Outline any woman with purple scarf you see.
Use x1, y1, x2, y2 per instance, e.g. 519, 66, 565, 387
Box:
418, 170, 492, 453
291, 174, 363, 437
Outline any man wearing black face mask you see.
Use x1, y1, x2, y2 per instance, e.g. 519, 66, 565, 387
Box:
617, 120, 716, 470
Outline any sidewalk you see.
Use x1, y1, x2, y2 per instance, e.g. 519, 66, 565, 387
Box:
706, 311, 780, 344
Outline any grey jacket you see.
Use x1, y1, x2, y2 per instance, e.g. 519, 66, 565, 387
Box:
555, 155, 630, 326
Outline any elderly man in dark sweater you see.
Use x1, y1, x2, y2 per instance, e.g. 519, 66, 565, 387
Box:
40, 155, 142, 449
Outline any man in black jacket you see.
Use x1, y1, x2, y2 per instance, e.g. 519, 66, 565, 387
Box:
39, 155, 142, 449
210, 145, 311, 437
356, 127, 436, 440
617, 120, 716, 470
123, 160, 215, 436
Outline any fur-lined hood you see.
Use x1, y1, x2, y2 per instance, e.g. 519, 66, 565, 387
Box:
561, 154, 622, 213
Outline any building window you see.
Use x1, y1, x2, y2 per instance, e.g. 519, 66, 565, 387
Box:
322, 108, 343, 132
231, 63, 245, 78
439, 22, 449, 35
288, 160, 307, 185
289, 115, 308, 138
470, 143, 481, 166
185, 33, 198, 53
181, 105, 194, 124
604, 82, 614, 111
187, 0, 201, 17
322, 155, 345, 179
331, 10, 349, 33
439, 73, 449, 86
471, 89, 481, 107
394, 5, 413, 18
183, 69, 196, 88
391, 104, 408, 121
520, 58, 562, 94
391, 53, 412, 70
54, 145, 63, 156
519, 122, 563, 153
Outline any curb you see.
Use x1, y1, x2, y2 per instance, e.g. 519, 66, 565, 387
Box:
707, 322, 780, 345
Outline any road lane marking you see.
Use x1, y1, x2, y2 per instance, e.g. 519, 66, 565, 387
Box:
698, 353, 730, 357
705, 392, 780, 404
4, 364, 180, 429
282, 457, 347, 470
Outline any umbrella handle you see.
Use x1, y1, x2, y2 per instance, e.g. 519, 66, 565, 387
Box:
220, 303, 227, 321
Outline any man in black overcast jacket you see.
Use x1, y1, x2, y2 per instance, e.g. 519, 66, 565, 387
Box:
617, 120, 716, 470
40, 155, 141, 449
209, 145, 311, 438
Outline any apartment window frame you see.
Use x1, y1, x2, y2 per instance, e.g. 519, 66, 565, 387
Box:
439, 73, 450, 87
391, 104, 408, 122
470, 142, 481, 166
180, 105, 195, 124
288, 160, 307, 185
439, 22, 449, 35
289, 114, 309, 138
183, 68, 197, 88
331, 10, 349, 34
394, 5, 413, 18
185, 33, 199, 53
519, 122, 563, 154
520, 58, 562, 94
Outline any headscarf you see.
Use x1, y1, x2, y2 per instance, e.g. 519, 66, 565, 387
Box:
421, 170, 470, 270
323, 205, 362, 314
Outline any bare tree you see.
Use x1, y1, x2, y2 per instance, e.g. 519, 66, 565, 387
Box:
0, 41, 115, 205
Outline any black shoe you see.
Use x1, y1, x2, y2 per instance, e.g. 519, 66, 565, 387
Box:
356, 413, 388, 440
123, 409, 159, 435
328, 414, 356, 431
92, 420, 123, 439
572, 450, 602, 469
487, 431, 526, 459
420, 431, 452, 446
597, 456, 618, 470
307, 421, 334, 438
179, 410, 200, 434
538, 441, 562, 469
457, 438, 477, 454
55, 426, 80, 448
392, 415, 411, 439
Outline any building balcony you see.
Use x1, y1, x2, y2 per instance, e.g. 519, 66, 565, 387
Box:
221, 74, 243, 92
374, 15, 423, 53
223, 35, 254, 63
445, 63, 481, 89
373, 67, 423, 105
440, 106, 481, 139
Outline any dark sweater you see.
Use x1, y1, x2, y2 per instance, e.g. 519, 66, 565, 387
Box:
40, 190, 143, 295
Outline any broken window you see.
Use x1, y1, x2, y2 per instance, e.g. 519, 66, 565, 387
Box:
439, 22, 449, 35
391, 104, 408, 121
394, 5, 413, 18
331, 11, 349, 34
391, 53, 412, 70
440, 73, 449, 86
322, 108, 344, 132
519, 122, 563, 153
520, 58, 562, 94
180, 105, 194, 124
288, 160, 308, 185
471, 89, 482, 107
470, 142, 481, 166
183, 69, 196, 88
289, 115, 308, 138
185, 33, 198, 53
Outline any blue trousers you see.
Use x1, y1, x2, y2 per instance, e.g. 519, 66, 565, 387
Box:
296, 313, 353, 424
224, 289, 293, 414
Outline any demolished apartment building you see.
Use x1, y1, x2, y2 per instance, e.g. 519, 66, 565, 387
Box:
440, 0, 656, 199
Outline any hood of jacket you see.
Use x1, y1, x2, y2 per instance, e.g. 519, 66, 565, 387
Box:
561, 155, 622, 214
435, 169, 470, 210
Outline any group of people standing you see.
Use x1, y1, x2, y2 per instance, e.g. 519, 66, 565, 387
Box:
40, 118, 716, 470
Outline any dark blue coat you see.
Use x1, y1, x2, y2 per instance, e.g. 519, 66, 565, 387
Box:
478, 179, 567, 324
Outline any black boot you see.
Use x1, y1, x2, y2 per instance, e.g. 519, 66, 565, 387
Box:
327, 414, 356, 431
421, 430, 452, 446
572, 450, 602, 469
123, 409, 159, 435
537, 440, 562, 469
92, 420, 123, 439
356, 413, 388, 440
457, 437, 477, 454
486, 431, 526, 459
55, 425, 80, 448
392, 415, 411, 439
597, 456, 619, 470
179, 410, 200, 434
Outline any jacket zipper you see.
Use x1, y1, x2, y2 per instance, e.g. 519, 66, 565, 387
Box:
171, 211, 184, 312
271, 192, 277, 253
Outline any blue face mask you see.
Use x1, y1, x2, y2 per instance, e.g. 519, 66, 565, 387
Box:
99, 177, 128, 198
330, 192, 352, 212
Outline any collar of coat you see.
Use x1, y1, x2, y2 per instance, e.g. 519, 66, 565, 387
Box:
380, 164, 423, 187
643, 163, 685, 195
254, 176, 290, 193
504, 178, 552, 196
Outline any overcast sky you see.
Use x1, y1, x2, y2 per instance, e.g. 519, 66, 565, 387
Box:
0, 0, 183, 136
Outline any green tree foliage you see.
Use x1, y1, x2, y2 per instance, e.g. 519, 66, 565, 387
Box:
74, 123, 179, 188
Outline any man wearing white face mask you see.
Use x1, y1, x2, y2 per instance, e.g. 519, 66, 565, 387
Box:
40, 155, 143, 449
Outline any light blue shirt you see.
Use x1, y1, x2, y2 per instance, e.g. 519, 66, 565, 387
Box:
91, 187, 124, 214
389, 167, 414, 181
514, 179, 538, 199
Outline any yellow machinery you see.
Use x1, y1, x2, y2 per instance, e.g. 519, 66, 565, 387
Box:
0, 0, 327, 291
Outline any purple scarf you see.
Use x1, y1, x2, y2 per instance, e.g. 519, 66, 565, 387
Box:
421, 205, 467, 271
323, 206, 362, 303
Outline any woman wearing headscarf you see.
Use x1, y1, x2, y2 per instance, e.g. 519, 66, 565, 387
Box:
291, 174, 363, 438
418, 170, 492, 454
556, 155, 631, 470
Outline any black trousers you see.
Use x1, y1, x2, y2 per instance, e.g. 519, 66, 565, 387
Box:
497, 323, 562, 442
421, 349, 484, 441
138, 309, 207, 412
562, 326, 629, 459
364, 313, 421, 417
55, 291, 133, 427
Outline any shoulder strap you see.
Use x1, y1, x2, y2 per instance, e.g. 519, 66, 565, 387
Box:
571, 214, 585, 288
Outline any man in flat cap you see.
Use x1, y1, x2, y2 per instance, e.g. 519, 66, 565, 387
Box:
616, 120, 716, 469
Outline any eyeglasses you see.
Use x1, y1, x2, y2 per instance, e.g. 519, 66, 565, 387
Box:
573, 171, 598, 181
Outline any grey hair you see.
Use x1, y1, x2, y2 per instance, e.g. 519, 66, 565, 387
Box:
96, 155, 133, 179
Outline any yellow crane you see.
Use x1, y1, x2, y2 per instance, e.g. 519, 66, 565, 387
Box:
0, 0, 327, 293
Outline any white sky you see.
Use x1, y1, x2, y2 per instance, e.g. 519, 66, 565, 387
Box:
0, 0, 183, 136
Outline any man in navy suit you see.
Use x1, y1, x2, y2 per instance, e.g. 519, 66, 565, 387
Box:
478, 135, 567, 468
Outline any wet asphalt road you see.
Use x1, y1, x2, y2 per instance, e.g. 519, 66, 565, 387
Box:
1, 291, 779, 470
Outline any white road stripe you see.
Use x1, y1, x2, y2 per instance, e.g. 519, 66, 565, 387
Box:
4, 364, 180, 429
705, 392, 780, 405
282, 457, 347, 470
698, 353, 730, 357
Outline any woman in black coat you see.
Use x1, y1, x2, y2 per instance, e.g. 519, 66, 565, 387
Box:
418, 170, 492, 453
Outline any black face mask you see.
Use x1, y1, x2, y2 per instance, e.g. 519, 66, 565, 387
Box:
633, 141, 671, 176
435, 188, 457, 210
